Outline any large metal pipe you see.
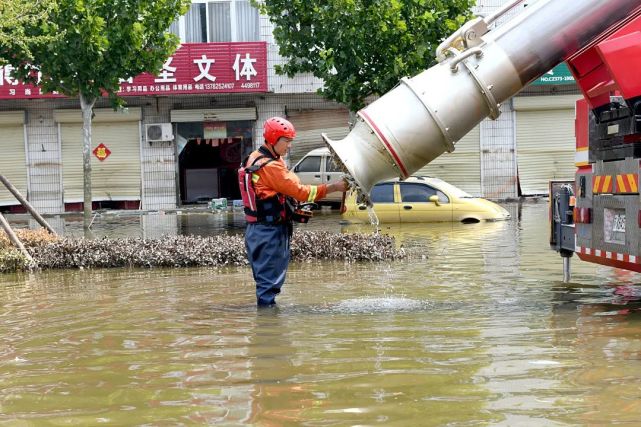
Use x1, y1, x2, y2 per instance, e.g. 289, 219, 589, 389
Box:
325, 0, 641, 197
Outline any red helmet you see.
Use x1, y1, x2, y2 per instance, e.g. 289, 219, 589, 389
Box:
263, 116, 296, 145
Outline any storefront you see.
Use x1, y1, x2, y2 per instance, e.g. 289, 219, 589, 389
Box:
170, 107, 256, 203
514, 93, 582, 196
0, 111, 28, 207
0, 42, 269, 212
56, 108, 143, 209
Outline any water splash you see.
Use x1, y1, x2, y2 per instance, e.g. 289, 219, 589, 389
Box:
332, 297, 429, 313
366, 205, 380, 231
323, 146, 380, 233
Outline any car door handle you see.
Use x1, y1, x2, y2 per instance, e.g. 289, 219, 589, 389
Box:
403, 205, 412, 210
314, 175, 321, 178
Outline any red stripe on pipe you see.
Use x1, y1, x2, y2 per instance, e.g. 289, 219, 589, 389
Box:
359, 110, 409, 178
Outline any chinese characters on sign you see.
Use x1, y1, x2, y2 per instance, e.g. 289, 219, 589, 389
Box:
93, 143, 111, 161
0, 64, 57, 98
119, 42, 267, 95
0, 42, 268, 99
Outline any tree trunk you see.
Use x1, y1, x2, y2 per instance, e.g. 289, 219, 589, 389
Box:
79, 93, 96, 232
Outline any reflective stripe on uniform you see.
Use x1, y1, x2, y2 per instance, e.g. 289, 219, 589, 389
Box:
307, 185, 317, 202
245, 173, 256, 211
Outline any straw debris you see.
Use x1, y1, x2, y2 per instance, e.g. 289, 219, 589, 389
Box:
0, 229, 405, 273
0, 249, 33, 273
291, 230, 404, 262
30, 235, 249, 270
0, 228, 58, 250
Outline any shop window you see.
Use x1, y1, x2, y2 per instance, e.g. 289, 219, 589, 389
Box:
170, 0, 260, 43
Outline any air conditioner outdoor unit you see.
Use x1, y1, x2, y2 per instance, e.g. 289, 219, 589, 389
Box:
146, 123, 174, 142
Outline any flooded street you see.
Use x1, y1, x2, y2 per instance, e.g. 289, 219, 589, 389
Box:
2, 201, 641, 425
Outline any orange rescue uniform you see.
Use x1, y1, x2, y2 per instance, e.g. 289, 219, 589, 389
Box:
247, 149, 328, 203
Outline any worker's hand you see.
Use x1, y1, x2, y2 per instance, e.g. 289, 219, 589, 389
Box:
327, 179, 349, 193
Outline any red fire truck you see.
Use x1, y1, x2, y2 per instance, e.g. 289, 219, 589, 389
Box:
550, 9, 641, 276
324, 0, 641, 279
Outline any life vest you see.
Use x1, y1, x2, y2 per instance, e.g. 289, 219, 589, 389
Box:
238, 146, 287, 224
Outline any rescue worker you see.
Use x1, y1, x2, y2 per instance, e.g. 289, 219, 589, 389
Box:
239, 117, 348, 307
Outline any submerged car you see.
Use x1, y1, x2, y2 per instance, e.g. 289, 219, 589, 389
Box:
341, 176, 511, 223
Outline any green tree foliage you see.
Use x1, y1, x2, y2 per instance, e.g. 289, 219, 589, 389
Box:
2, 0, 190, 108
0, 0, 57, 63
256, 0, 475, 111
0, 0, 190, 230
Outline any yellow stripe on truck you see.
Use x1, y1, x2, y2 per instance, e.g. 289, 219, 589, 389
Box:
617, 174, 626, 193
603, 175, 612, 193
614, 173, 639, 194
593, 175, 601, 193
628, 174, 638, 193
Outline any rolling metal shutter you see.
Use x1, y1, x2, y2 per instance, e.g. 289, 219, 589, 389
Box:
0, 112, 27, 206
415, 126, 482, 196
514, 95, 581, 195
57, 108, 142, 203
287, 109, 350, 164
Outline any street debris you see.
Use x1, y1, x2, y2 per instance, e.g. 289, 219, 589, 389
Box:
291, 230, 404, 262
0, 229, 407, 273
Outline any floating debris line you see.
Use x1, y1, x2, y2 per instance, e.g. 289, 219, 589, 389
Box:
0, 229, 408, 273
291, 231, 403, 262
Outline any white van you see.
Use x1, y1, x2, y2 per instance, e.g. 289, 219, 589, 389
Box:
291, 147, 345, 204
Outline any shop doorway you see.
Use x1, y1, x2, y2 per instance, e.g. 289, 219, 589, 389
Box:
177, 120, 253, 204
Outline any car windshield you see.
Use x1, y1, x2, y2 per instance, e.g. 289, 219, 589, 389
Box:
428, 179, 475, 198
295, 156, 321, 172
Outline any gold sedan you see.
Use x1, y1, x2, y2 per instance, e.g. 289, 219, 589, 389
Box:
341, 176, 511, 224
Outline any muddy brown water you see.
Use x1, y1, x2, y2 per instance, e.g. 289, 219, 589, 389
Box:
2, 201, 641, 425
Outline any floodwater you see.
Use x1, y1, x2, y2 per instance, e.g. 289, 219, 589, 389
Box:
3, 201, 641, 426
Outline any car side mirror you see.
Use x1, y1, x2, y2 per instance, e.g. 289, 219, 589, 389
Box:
429, 195, 440, 206
293, 165, 299, 172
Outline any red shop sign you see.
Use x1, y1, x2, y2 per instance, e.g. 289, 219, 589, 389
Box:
0, 42, 268, 100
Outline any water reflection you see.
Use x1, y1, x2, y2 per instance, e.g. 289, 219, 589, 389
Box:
15, 210, 249, 239
3, 201, 641, 424
548, 280, 641, 426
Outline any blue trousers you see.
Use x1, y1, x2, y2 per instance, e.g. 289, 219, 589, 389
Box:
245, 223, 290, 306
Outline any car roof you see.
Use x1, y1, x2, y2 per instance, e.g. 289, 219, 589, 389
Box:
373, 176, 475, 198
376, 176, 444, 185
302, 147, 331, 156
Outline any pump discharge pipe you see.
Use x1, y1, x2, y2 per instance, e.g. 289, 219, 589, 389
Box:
324, 0, 641, 199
